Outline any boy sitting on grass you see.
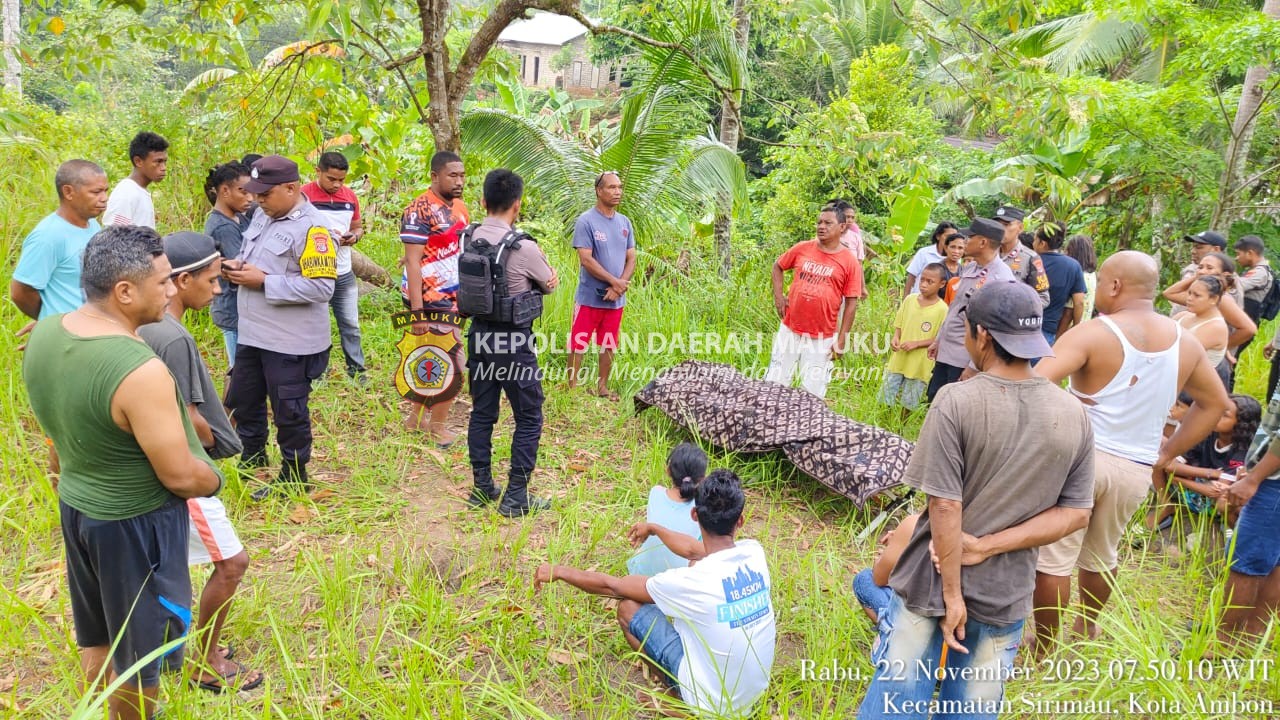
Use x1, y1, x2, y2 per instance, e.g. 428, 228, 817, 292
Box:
535, 470, 775, 718
880, 262, 948, 416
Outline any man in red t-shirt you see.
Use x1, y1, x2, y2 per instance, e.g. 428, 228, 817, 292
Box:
764, 206, 863, 397
399, 151, 469, 446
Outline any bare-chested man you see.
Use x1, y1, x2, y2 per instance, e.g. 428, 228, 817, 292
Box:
1031, 251, 1230, 655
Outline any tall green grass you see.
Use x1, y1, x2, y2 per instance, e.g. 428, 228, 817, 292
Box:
3, 110, 1279, 718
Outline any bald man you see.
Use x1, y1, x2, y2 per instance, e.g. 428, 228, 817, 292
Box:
1030, 251, 1230, 655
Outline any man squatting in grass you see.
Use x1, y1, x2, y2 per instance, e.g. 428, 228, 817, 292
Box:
857, 281, 1094, 720
535, 470, 776, 718
763, 205, 863, 398
568, 170, 636, 401
1031, 251, 1230, 655
22, 226, 224, 720
400, 151, 469, 446
137, 232, 263, 693
463, 169, 560, 517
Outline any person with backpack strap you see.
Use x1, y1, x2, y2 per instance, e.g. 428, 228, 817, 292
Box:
457, 169, 559, 517
1234, 235, 1273, 364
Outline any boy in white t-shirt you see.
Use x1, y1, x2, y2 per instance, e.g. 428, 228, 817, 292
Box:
535, 470, 775, 718
104, 131, 168, 229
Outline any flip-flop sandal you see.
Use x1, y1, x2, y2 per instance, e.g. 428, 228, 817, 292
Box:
192, 661, 265, 694
217, 644, 235, 661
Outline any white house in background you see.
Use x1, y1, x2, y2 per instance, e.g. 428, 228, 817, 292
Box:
497, 12, 625, 90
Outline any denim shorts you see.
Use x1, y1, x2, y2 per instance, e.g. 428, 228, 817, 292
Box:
1231, 479, 1280, 576
628, 603, 684, 688
880, 372, 926, 410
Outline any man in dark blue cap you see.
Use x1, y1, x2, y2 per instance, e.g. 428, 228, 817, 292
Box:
223, 155, 337, 499
926, 218, 1015, 402
993, 205, 1050, 307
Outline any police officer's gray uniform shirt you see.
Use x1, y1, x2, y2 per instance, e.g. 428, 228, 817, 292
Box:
236, 200, 337, 355
472, 218, 557, 295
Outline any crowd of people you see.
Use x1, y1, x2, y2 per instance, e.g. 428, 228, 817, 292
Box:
9, 129, 1280, 720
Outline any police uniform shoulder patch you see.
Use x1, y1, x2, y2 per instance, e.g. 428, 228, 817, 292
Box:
301, 226, 338, 280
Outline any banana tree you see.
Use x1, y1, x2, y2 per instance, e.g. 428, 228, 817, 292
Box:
942, 127, 1133, 222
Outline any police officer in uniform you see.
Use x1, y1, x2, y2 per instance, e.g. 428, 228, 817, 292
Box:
993, 205, 1050, 307
463, 169, 559, 517
223, 155, 337, 500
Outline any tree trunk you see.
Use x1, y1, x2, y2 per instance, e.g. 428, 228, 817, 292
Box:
713, 0, 749, 278
1210, 0, 1280, 230
1, 0, 19, 95
350, 248, 393, 288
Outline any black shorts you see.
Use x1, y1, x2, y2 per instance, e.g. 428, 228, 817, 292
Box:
60, 499, 192, 687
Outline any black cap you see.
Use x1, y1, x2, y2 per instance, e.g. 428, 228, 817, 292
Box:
967, 281, 1054, 360
1235, 235, 1265, 252
965, 217, 1005, 243
993, 206, 1025, 223
163, 231, 221, 275
1183, 230, 1226, 249
243, 155, 300, 193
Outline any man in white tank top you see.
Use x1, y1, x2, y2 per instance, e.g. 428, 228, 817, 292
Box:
1030, 251, 1230, 655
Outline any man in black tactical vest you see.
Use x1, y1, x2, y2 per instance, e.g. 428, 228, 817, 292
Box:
458, 169, 559, 517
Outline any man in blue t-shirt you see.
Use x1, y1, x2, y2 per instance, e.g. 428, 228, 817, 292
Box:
1033, 222, 1087, 344
10, 160, 109, 320
568, 171, 636, 400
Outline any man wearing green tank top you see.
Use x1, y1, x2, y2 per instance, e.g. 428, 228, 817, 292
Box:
22, 225, 223, 720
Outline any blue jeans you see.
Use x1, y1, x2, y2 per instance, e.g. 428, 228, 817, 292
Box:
1231, 479, 1280, 576
857, 592, 1024, 720
628, 603, 684, 688
330, 272, 365, 375
221, 328, 238, 368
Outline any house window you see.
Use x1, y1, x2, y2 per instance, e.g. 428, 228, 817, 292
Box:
520, 55, 527, 80
608, 65, 616, 83
572, 61, 583, 86
534, 56, 540, 84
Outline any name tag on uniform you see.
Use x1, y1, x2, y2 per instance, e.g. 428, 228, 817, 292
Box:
300, 226, 338, 279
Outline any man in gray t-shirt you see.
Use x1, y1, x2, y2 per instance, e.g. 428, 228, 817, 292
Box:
858, 281, 1093, 720
138, 231, 261, 694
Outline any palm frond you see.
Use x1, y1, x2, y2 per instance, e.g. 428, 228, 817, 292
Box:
460, 109, 595, 233
1010, 12, 1150, 78
181, 67, 240, 97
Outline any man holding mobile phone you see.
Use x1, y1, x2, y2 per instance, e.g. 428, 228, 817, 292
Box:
301, 152, 367, 383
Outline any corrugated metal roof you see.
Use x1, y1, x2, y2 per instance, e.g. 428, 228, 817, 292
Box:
498, 12, 589, 46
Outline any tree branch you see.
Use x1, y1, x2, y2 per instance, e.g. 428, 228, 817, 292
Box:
562, 8, 739, 112
349, 17, 430, 124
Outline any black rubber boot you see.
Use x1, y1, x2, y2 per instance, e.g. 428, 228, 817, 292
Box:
466, 466, 502, 508
251, 459, 308, 501
497, 471, 551, 518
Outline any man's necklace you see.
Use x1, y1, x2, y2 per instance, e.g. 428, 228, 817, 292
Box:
78, 308, 137, 337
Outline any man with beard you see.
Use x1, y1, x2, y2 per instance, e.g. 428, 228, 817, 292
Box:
400, 151, 470, 445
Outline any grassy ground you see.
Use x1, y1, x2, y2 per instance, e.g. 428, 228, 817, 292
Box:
3, 185, 1280, 717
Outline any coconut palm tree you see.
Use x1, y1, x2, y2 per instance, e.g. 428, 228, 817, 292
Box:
788, 0, 913, 91
460, 85, 748, 248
